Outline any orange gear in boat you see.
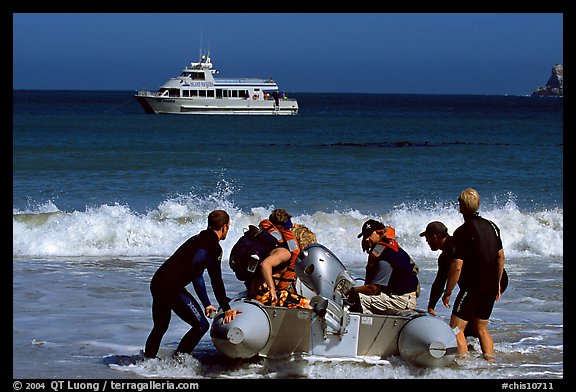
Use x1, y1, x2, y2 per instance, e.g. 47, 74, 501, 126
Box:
255, 288, 311, 309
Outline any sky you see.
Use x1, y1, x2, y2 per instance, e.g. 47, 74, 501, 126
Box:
11, 12, 564, 95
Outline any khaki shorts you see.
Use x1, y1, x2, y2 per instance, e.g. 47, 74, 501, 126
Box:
358, 291, 417, 314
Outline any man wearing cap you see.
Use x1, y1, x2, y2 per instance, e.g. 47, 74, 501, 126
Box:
345, 219, 420, 314
420, 221, 455, 316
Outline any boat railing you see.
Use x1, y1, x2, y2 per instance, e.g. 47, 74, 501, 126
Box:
135, 90, 161, 97
216, 78, 276, 84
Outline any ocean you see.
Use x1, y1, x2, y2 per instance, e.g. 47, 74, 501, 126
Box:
13, 91, 563, 381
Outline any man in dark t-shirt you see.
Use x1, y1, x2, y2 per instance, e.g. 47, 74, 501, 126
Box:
442, 188, 506, 362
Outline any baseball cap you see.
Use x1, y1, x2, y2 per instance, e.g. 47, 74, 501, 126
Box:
419, 221, 448, 237
357, 219, 385, 238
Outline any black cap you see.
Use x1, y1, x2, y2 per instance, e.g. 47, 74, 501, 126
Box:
419, 221, 448, 237
357, 219, 385, 238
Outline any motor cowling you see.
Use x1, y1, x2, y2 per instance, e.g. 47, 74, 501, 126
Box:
295, 244, 357, 301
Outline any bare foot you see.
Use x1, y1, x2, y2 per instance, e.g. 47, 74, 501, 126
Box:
457, 352, 470, 360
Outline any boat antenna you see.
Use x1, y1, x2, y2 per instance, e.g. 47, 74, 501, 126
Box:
198, 27, 203, 59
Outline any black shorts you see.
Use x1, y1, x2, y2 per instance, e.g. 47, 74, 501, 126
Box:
453, 289, 496, 321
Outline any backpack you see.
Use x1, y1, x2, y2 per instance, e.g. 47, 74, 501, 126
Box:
229, 225, 280, 281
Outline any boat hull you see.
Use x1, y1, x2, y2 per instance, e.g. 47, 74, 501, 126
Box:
135, 95, 298, 115
211, 299, 457, 367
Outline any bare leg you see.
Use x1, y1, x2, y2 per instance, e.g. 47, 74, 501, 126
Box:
259, 247, 291, 303
449, 314, 470, 357
473, 318, 495, 361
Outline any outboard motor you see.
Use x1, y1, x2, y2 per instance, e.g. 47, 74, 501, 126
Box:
295, 244, 357, 333
295, 244, 357, 301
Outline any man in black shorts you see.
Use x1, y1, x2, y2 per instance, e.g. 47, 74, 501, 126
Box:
442, 188, 506, 362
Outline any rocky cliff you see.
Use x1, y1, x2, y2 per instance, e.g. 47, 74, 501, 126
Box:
532, 64, 563, 97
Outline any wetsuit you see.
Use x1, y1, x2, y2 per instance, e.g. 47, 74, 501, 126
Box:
428, 235, 456, 311
428, 236, 476, 337
452, 213, 504, 321
144, 229, 230, 358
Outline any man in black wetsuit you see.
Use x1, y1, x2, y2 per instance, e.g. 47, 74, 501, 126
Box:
420, 221, 456, 316
442, 188, 506, 362
421, 221, 477, 339
144, 210, 241, 359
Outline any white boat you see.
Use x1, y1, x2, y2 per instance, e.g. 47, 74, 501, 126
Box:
210, 244, 458, 368
135, 52, 299, 115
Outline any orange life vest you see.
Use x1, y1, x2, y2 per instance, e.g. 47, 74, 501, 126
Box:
258, 219, 301, 291
369, 226, 399, 258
